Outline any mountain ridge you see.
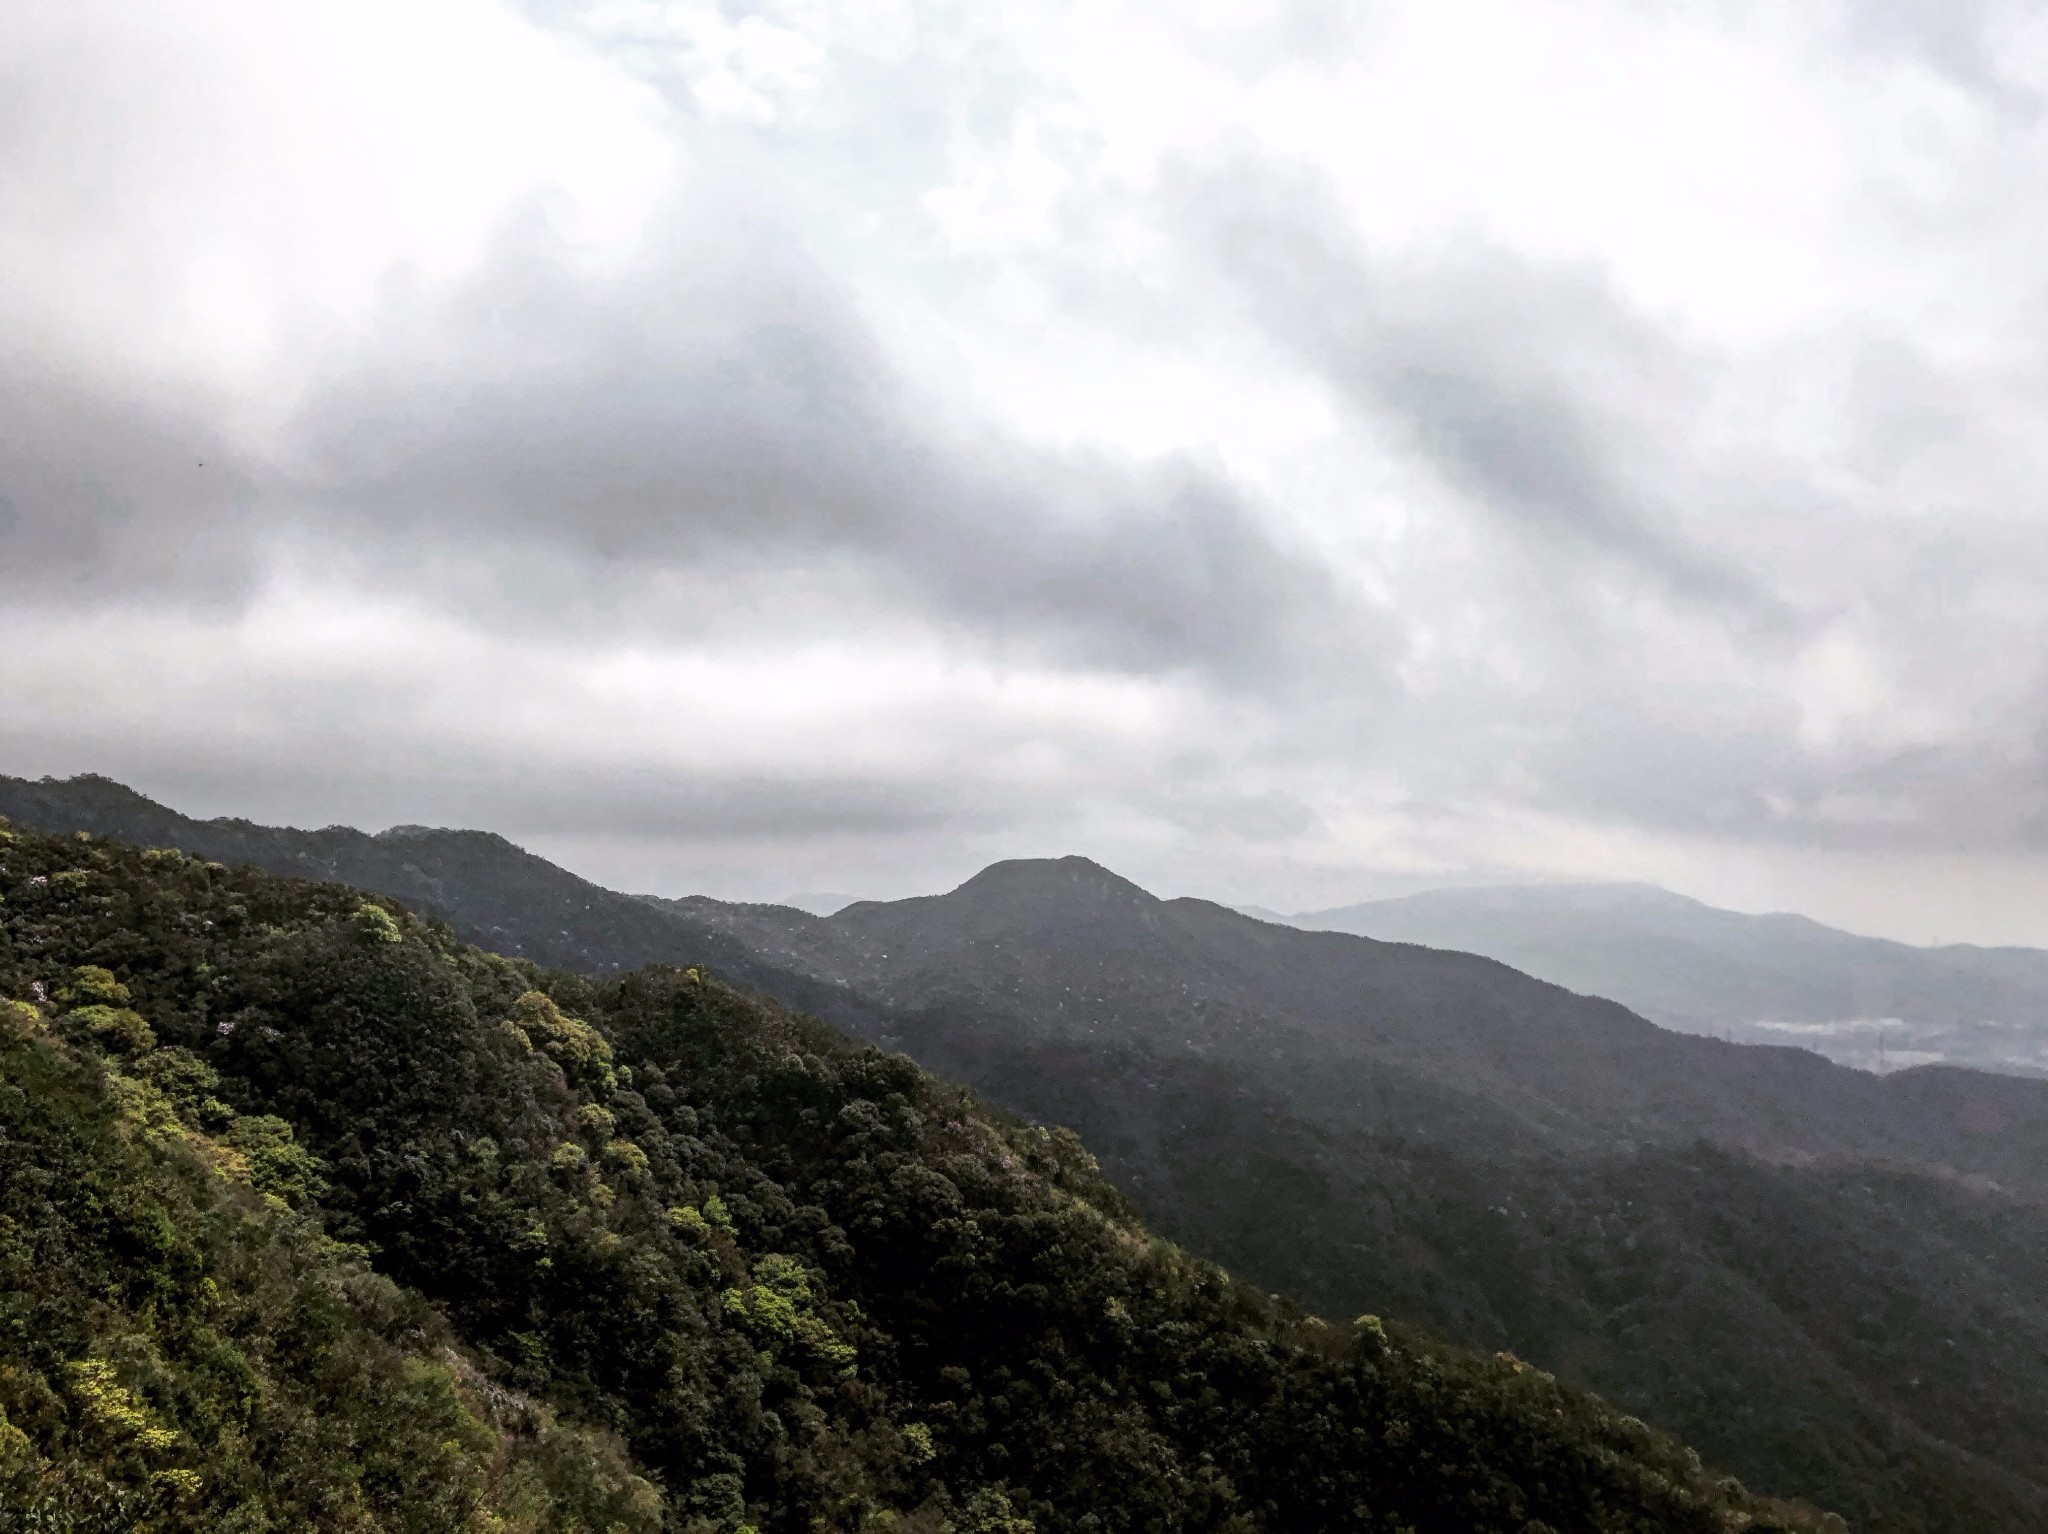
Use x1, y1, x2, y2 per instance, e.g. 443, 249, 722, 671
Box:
0, 811, 1842, 1532
650, 856, 2048, 1530
664, 855, 2048, 1185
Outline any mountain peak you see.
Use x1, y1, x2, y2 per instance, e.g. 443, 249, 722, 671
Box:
950, 855, 1157, 907
370, 823, 531, 856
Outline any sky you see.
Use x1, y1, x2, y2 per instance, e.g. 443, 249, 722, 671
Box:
5, 0, 2048, 944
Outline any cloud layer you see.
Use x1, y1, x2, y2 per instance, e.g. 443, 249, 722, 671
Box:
6, 0, 2048, 943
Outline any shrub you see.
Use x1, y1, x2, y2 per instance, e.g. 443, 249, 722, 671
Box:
63, 1004, 155, 1055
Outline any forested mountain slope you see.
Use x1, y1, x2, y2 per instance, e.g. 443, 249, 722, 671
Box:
0, 818, 1832, 1532
11, 777, 2048, 1529
0, 986, 658, 1532
1295, 883, 2048, 1076
0, 774, 772, 983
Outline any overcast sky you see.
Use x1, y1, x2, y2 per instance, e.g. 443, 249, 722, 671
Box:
6, 0, 2048, 943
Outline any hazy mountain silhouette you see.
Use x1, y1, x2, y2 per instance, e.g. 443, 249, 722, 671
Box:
1296, 882, 2048, 1076
0, 772, 863, 993
781, 891, 865, 916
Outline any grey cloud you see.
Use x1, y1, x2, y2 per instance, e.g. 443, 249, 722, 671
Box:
1387, 359, 1769, 613
1841, 0, 2042, 109
16, 0, 2048, 939
286, 205, 1387, 689
186, 760, 1011, 843
1172, 158, 1790, 621
491, 771, 1014, 841
1426, 642, 2048, 858
1144, 785, 1320, 842
1159, 153, 2048, 860
0, 357, 264, 606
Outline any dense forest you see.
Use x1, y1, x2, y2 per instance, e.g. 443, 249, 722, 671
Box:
0, 817, 1839, 1531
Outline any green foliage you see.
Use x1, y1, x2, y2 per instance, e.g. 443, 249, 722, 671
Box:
721, 1255, 857, 1379
510, 989, 616, 1091
352, 902, 403, 945
958, 1486, 1036, 1534
0, 1004, 659, 1532
62, 1002, 156, 1055
0, 998, 45, 1036
64, 1358, 181, 1452
222, 1114, 328, 1208
603, 1137, 650, 1180
1354, 1314, 1389, 1356
0, 824, 1843, 1533
133, 1047, 235, 1131
63, 966, 132, 1006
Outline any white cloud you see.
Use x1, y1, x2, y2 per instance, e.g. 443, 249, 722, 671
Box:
0, 0, 674, 400
7, 0, 2048, 941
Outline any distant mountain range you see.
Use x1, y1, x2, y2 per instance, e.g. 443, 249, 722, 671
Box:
1291, 883, 2048, 1077
9, 772, 2048, 1530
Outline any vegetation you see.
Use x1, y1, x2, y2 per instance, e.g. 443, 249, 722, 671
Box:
0, 819, 1837, 1531
0, 947, 657, 1531
12, 776, 2048, 1529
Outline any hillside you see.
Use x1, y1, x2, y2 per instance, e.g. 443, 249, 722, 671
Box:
0, 818, 1832, 1532
1295, 883, 2048, 1076
0, 982, 658, 1531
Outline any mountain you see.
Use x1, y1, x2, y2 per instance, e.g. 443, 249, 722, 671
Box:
0, 818, 1831, 1532
659, 857, 2048, 1183
1224, 903, 1293, 925
654, 858, 2048, 1532
0, 774, 916, 1053
1294, 883, 2048, 1076
0, 773, 770, 981
9, 776, 2048, 1529
0, 974, 658, 1531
